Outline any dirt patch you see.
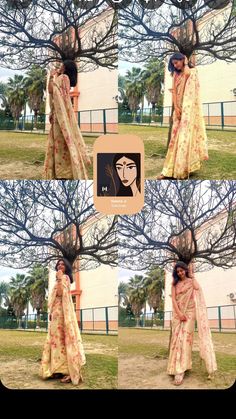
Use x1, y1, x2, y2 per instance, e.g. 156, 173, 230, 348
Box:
0, 161, 43, 180
118, 354, 232, 390
0, 359, 85, 390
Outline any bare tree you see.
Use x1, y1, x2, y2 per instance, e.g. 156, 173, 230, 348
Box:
118, 180, 236, 272
0, 1, 117, 71
0, 180, 118, 270
119, 1, 236, 63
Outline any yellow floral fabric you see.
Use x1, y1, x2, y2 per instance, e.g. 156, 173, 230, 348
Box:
40, 274, 86, 385
162, 68, 208, 179
167, 279, 217, 376
43, 74, 91, 180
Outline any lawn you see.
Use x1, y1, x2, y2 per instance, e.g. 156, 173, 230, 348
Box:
119, 124, 236, 179
0, 131, 96, 179
0, 330, 117, 389
118, 328, 236, 389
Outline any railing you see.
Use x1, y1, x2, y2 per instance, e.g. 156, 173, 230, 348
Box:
80, 305, 118, 334
119, 304, 236, 333
119, 100, 236, 130
0, 305, 118, 335
0, 108, 118, 134
78, 108, 118, 134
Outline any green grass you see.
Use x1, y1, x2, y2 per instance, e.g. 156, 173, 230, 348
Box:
0, 131, 96, 179
119, 124, 236, 179
119, 328, 236, 389
0, 330, 117, 389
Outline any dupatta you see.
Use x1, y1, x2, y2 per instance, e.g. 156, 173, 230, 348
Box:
194, 285, 217, 375
47, 274, 86, 385
44, 74, 91, 180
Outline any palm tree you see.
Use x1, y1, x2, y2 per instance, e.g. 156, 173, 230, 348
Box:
144, 268, 165, 314
125, 67, 145, 122
118, 281, 129, 306
27, 264, 48, 328
24, 66, 47, 130
127, 275, 147, 326
9, 274, 29, 328
0, 281, 10, 307
7, 75, 26, 129
141, 59, 164, 122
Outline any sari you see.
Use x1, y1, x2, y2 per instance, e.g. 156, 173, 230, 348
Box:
43, 74, 91, 180
162, 68, 208, 179
40, 274, 86, 385
167, 278, 217, 376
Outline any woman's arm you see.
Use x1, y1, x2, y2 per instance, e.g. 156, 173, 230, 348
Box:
171, 284, 187, 321
193, 279, 200, 290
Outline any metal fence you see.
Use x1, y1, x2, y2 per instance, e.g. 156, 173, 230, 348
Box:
119, 100, 236, 130
0, 108, 118, 135
0, 305, 118, 335
78, 108, 118, 134
119, 304, 236, 333
80, 305, 118, 334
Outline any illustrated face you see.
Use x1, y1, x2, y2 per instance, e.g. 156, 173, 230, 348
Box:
115, 156, 138, 187
176, 267, 186, 279
172, 59, 184, 71
57, 260, 66, 273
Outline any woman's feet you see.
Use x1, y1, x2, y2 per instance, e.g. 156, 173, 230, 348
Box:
60, 375, 71, 383
174, 373, 184, 386
156, 174, 166, 180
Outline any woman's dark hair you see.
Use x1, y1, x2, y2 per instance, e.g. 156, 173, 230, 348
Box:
168, 52, 194, 74
63, 60, 77, 87
55, 258, 73, 283
172, 261, 190, 286
113, 153, 141, 196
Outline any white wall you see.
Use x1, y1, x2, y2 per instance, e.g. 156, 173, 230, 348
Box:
164, 266, 236, 312
79, 265, 118, 309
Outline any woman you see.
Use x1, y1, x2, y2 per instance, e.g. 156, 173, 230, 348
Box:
40, 258, 86, 384
167, 261, 217, 386
43, 60, 91, 180
158, 53, 208, 180
113, 153, 141, 196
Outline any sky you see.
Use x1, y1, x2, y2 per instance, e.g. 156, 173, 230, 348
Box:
0, 266, 27, 283
118, 267, 147, 284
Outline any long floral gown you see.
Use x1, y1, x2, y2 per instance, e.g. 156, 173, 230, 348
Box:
43, 74, 91, 180
40, 274, 86, 385
167, 278, 217, 376
162, 68, 208, 179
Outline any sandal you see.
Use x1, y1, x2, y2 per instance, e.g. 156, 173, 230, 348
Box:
174, 373, 184, 386
60, 375, 71, 383
156, 174, 166, 180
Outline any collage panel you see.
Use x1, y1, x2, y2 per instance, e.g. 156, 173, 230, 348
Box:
0, 1, 118, 180
118, 180, 236, 389
118, 1, 236, 180
0, 180, 118, 389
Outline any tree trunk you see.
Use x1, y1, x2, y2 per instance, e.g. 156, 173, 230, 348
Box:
34, 110, 38, 130
36, 308, 40, 329
15, 119, 19, 130
151, 103, 156, 122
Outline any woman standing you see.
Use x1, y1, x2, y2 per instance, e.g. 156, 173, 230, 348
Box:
40, 258, 86, 384
158, 53, 208, 180
43, 60, 91, 180
167, 261, 217, 386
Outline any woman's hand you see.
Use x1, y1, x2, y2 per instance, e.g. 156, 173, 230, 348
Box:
175, 107, 181, 120
56, 269, 63, 281
179, 313, 187, 322
49, 113, 54, 124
